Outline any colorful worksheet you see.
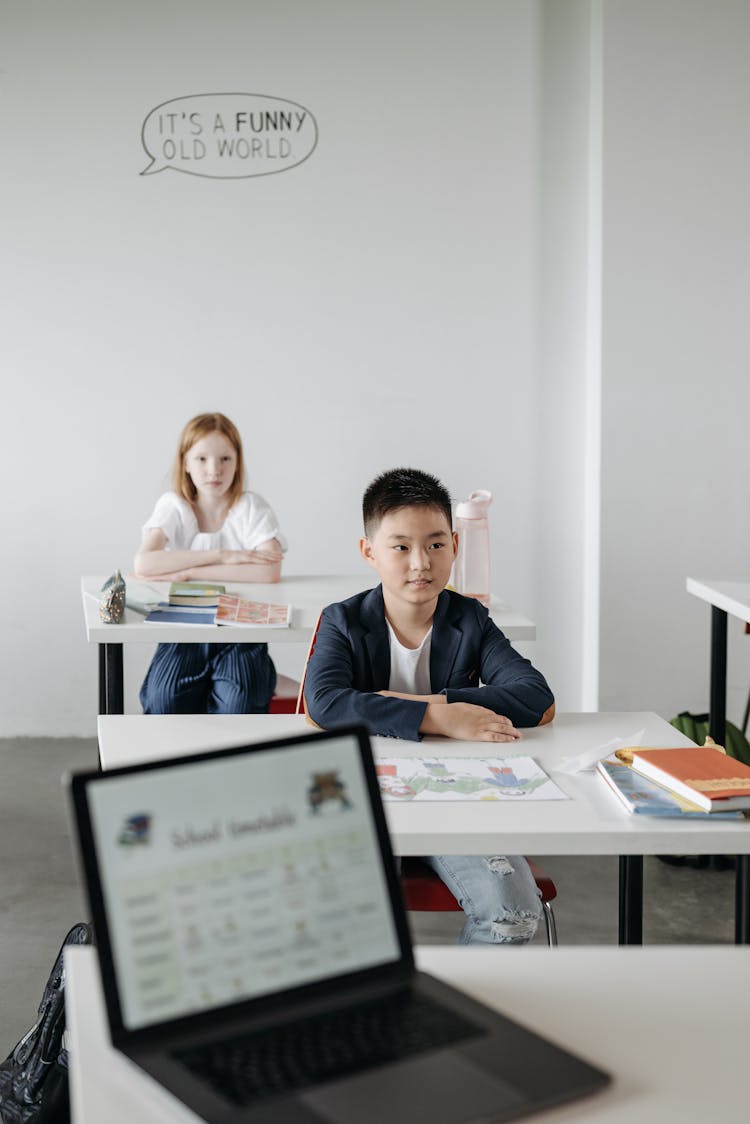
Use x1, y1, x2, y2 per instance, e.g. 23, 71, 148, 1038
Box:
375, 756, 568, 802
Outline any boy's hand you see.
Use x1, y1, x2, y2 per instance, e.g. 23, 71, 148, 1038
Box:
421, 702, 520, 742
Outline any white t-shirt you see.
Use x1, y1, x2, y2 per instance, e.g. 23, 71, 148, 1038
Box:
387, 623, 433, 695
142, 491, 287, 554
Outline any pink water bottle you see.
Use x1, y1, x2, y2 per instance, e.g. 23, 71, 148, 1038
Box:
454, 490, 492, 606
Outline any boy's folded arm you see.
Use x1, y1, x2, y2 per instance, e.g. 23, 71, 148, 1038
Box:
304, 611, 426, 741
442, 684, 554, 727
440, 615, 555, 727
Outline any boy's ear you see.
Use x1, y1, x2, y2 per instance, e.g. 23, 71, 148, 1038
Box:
451, 530, 459, 558
359, 537, 377, 569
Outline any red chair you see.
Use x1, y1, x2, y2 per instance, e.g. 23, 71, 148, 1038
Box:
296, 612, 323, 717
297, 625, 560, 945
268, 673, 302, 714
400, 856, 558, 947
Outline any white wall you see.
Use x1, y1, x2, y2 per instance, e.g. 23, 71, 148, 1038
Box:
598, 0, 750, 723
5, 1, 748, 737
537, 0, 601, 710
1, 0, 544, 734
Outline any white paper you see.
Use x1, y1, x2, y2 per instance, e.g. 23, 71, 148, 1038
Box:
375, 755, 568, 802
556, 729, 646, 775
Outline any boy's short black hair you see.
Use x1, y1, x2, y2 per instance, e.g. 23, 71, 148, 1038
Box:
362, 468, 453, 537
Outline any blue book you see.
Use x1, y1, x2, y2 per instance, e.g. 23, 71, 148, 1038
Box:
144, 606, 216, 625
596, 755, 743, 818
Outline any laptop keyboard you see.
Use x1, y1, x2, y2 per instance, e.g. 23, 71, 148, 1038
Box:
174, 990, 482, 1107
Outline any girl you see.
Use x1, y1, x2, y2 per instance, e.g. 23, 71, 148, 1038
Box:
134, 412, 286, 714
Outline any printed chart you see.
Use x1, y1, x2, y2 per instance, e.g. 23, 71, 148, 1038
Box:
120, 827, 390, 1021
376, 756, 568, 802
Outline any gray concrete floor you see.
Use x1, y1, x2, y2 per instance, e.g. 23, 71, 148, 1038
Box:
0, 738, 736, 1055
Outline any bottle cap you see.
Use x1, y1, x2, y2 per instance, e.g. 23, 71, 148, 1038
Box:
455, 490, 493, 519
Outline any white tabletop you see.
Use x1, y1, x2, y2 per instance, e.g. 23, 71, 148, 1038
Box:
81, 575, 537, 645
96, 711, 750, 856
65, 944, 749, 1123
686, 577, 750, 624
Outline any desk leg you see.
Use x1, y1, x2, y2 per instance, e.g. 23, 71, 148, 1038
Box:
98, 646, 107, 715
99, 644, 124, 715
736, 855, 750, 944
709, 605, 727, 745
618, 856, 643, 945
706, 607, 745, 934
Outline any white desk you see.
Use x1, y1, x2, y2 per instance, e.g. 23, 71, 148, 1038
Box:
66, 943, 749, 1123
686, 577, 750, 625
82, 575, 536, 714
96, 711, 750, 942
686, 577, 750, 941
685, 577, 750, 742
96, 711, 734, 855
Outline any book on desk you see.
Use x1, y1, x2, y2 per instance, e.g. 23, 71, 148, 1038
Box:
144, 593, 292, 628
595, 754, 743, 818
628, 746, 750, 813
142, 606, 216, 625
214, 594, 291, 627
168, 581, 226, 606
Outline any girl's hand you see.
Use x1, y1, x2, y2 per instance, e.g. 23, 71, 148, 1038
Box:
132, 567, 197, 581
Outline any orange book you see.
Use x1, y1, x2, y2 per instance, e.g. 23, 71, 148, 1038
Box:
630, 746, 750, 812
214, 594, 291, 628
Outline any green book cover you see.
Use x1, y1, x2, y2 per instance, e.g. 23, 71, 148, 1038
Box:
168, 581, 226, 606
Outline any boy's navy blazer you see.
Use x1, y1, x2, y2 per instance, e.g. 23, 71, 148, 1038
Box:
304, 585, 554, 742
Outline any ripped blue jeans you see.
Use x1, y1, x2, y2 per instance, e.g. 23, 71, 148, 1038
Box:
424, 854, 542, 945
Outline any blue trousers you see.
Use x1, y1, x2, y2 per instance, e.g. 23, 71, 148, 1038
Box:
424, 854, 542, 945
140, 642, 277, 714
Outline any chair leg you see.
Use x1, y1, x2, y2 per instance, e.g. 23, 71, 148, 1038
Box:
542, 901, 558, 947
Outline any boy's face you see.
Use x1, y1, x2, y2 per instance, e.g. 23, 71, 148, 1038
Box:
360, 505, 458, 613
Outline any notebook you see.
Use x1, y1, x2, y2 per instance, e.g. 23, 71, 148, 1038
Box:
68, 726, 609, 1123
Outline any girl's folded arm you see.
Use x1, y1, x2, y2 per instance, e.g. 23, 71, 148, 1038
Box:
133, 532, 282, 581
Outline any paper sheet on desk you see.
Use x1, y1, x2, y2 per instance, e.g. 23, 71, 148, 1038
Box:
124, 581, 164, 615
556, 729, 646, 775
376, 756, 568, 801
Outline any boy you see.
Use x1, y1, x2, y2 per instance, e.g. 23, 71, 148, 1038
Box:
304, 468, 555, 945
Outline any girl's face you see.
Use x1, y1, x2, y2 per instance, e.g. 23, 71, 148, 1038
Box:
184, 431, 238, 501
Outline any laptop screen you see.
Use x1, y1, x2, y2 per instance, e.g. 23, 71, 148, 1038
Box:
81, 732, 402, 1030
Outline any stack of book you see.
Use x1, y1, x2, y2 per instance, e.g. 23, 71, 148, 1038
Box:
142, 582, 222, 625
143, 583, 291, 628
596, 745, 750, 817
168, 582, 226, 606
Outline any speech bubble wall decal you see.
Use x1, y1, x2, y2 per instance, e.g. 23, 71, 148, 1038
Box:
141, 93, 318, 179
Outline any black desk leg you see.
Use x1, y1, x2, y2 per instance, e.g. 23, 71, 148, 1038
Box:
99, 643, 124, 715
705, 607, 747, 939
98, 645, 107, 715
736, 856, 750, 944
618, 856, 643, 944
709, 605, 727, 745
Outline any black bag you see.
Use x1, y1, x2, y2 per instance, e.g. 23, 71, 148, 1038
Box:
0, 923, 92, 1124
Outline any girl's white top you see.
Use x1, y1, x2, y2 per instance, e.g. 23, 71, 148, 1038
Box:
143, 491, 287, 553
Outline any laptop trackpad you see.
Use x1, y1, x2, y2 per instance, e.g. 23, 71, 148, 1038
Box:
301, 1051, 525, 1124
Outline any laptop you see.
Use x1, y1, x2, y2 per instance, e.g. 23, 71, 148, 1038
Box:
69, 725, 609, 1123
